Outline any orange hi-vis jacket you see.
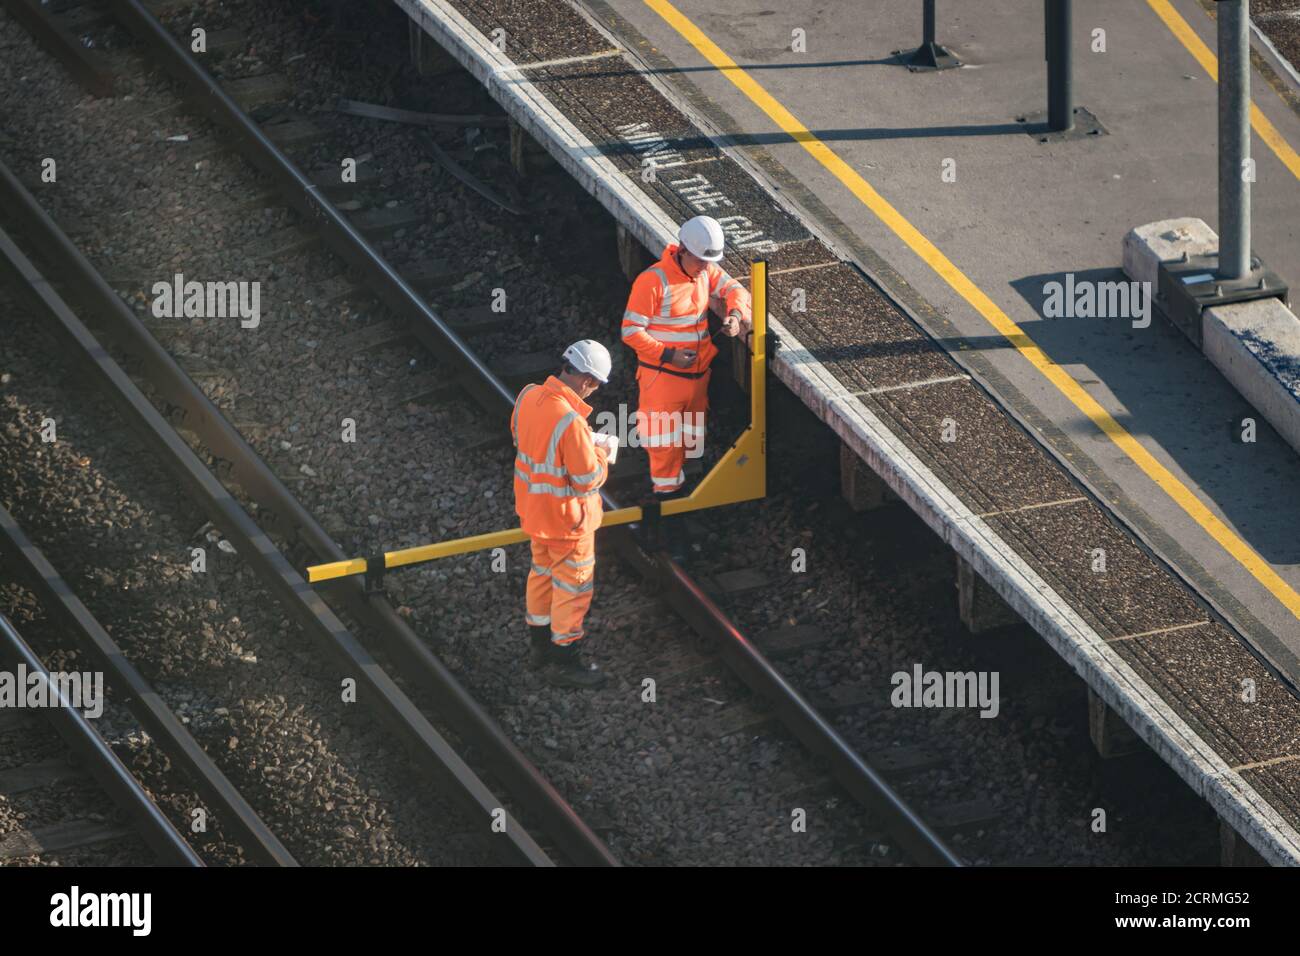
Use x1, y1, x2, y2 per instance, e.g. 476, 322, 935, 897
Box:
621, 243, 752, 378
511, 376, 609, 540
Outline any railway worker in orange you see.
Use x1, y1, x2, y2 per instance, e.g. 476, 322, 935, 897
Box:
511, 340, 618, 689
622, 215, 751, 539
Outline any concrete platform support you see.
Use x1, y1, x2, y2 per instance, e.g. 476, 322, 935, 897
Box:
408, 19, 459, 75
616, 223, 652, 283
839, 442, 896, 512
1087, 686, 1143, 759
955, 554, 1020, 634
508, 118, 526, 177
1220, 818, 1269, 866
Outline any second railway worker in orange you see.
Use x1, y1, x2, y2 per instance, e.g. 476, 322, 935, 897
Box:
621, 216, 752, 544
511, 340, 616, 689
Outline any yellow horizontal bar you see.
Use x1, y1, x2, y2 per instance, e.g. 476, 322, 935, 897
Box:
386, 525, 529, 570
310, 556, 367, 582
306, 505, 649, 583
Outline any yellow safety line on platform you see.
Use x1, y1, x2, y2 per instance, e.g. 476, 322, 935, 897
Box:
1147, 0, 1300, 181
644, 0, 1300, 621
305, 263, 768, 584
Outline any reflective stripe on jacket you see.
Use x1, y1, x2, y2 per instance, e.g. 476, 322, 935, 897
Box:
512, 376, 608, 539
621, 243, 752, 377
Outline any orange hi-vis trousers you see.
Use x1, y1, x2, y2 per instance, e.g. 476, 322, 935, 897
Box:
525, 533, 596, 645
637, 365, 709, 494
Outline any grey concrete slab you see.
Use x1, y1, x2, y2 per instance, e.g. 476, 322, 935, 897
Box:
590, 0, 1300, 671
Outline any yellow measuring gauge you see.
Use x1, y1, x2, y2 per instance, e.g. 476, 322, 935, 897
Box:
306, 260, 769, 585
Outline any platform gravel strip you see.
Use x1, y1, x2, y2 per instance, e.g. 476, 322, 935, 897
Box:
392, 0, 1300, 862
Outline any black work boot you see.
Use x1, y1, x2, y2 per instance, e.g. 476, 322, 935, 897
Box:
634, 490, 667, 553
528, 625, 551, 669
545, 642, 608, 689
657, 488, 692, 563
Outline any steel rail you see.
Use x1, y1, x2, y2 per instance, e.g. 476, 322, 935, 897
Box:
0, 613, 205, 866
0, 158, 617, 868
0, 504, 295, 865
0, 221, 549, 867
106, 0, 960, 865
658, 560, 963, 866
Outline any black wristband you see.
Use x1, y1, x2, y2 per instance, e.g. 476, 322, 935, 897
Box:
661, 347, 676, 364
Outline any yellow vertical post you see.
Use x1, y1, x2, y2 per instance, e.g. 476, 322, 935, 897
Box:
751, 259, 767, 498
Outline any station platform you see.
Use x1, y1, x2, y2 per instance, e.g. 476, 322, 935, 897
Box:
593, 0, 1300, 679
394, 0, 1300, 862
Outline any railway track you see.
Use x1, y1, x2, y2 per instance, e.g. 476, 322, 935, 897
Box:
0, 196, 569, 864
0, 0, 1223, 865
0, 243, 556, 863
0, 611, 201, 865
0, 375, 300, 867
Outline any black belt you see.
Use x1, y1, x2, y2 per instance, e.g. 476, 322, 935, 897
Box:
638, 360, 708, 380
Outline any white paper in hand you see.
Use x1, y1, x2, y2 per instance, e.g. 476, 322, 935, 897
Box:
592, 431, 619, 465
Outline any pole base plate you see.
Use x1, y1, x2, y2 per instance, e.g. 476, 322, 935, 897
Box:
1157, 252, 1289, 349
1015, 105, 1107, 143
900, 41, 962, 72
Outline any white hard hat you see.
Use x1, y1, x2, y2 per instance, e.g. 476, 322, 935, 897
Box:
678, 215, 726, 262
562, 339, 612, 384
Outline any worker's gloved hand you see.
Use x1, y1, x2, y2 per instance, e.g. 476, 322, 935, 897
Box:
721, 311, 742, 337
669, 348, 697, 368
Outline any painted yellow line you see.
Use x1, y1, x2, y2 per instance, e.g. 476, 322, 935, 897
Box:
1146, 0, 1300, 181
643, 0, 1300, 620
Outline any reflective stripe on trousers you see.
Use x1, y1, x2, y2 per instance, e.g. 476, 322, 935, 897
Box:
525, 533, 596, 645
637, 365, 709, 494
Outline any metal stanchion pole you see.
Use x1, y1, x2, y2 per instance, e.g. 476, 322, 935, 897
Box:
905, 0, 960, 71
1046, 0, 1073, 131
1218, 0, 1251, 279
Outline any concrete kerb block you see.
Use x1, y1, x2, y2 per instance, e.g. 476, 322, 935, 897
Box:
1122, 217, 1219, 288
1124, 217, 1300, 460
1205, 297, 1300, 457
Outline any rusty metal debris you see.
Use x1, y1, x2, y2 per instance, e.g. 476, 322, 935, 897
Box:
423, 133, 525, 216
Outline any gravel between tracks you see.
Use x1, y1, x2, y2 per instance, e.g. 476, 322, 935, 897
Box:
0, 283, 490, 865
